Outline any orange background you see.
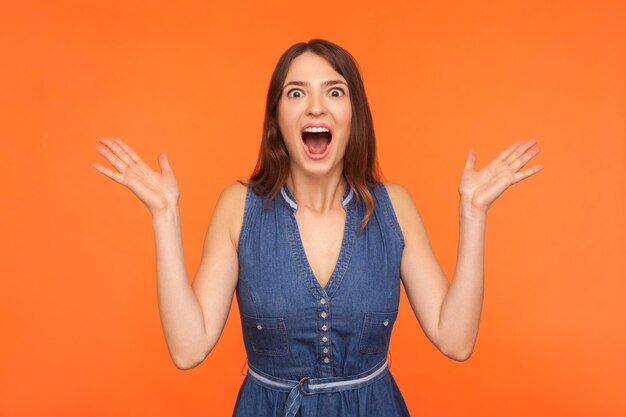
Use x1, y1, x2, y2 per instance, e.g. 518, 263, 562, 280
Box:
1, 0, 624, 416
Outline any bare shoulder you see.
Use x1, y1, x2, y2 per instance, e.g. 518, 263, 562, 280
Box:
381, 181, 421, 238
381, 181, 412, 203
214, 181, 248, 250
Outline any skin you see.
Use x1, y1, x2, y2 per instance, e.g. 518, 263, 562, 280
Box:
278, 51, 353, 288
92, 53, 543, 368
386, 140, 543, 360
278, 51, 352, 211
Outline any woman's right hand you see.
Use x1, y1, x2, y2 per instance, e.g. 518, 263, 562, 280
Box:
93, 137, 180, 217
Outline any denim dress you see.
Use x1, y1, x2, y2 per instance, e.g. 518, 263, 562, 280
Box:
232, 181, 411, 417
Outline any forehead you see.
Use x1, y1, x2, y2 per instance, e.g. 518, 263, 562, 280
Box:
284, 52, 346, 84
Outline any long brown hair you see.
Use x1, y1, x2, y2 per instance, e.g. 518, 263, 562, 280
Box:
238, 39, 383, 232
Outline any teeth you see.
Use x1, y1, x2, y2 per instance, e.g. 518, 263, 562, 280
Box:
303, 127, 330, 133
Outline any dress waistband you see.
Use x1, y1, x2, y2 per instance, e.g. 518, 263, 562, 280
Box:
246, 358, 389, 417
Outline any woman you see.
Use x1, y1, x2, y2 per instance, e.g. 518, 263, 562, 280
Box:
93, 39, 543, 417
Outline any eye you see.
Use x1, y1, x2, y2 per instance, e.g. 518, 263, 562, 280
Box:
287, 89, 304, 98
329, 88, 345, 97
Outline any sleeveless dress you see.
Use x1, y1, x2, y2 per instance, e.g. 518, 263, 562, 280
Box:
232, 181, 411, 417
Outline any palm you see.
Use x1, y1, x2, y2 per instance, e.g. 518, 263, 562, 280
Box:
459, 139, 543, 212
93, 137, 180, 216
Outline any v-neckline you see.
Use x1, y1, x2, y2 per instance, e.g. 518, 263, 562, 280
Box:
281, 183, 355, 295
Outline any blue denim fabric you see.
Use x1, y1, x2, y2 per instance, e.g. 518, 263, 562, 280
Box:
232, 181, 411, 417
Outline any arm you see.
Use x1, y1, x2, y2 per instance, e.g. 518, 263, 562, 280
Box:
387, 139, 543, 361
93, 138, 244, 370
393, 185, 485, 361
154, 182, 244, 370
437, 200, 486, 360
386, 182, 467, 360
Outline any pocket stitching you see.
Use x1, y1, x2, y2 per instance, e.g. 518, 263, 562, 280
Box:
242, 314, 289, 356
358, 310, 398, 355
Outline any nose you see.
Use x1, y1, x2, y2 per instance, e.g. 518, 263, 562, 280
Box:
305, 92, 326, 116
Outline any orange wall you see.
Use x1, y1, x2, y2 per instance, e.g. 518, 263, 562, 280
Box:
1, 1, 624, 416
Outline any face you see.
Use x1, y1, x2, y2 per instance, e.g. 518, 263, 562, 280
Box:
277, 51, 352, 176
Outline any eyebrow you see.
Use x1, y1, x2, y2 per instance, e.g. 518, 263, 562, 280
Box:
282, 80, 348, 90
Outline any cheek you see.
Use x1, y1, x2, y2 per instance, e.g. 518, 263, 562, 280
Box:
339, 110, 352, 133
278, 104, 298, 129
335, 102, 352, 126
277, 111, 298, 149
277, 107, 290, 135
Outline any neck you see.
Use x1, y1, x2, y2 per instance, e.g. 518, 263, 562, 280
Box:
286, 168, 347, 214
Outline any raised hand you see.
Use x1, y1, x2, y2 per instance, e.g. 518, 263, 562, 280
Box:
93, 138, 180, 217
459, 139, 543, 213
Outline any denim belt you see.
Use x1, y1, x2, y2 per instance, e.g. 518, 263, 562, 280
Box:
246, 358, 389, 417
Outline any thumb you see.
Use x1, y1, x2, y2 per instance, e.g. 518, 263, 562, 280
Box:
158, 151, 172, 173
464, 148, 476, 171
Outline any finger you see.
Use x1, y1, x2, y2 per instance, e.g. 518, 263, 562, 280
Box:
503, 138, 537, 165
158, 151, 172, 173
510, 145, 541, 172
495, 141, 524, 162
464, 149, 475, 171
99, 137, 134, 166
112, 137, 145, 164
511, 163, 544, 184
92, 162, 126, 184
96, 143, 128, 173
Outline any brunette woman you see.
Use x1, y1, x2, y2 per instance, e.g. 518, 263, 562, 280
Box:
93, 39, 543, 417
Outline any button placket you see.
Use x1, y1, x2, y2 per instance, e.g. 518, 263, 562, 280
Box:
319, 296, 331, 365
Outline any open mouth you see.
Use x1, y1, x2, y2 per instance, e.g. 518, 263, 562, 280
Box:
301, 127, 332, 155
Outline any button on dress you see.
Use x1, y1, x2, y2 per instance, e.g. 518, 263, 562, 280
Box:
232, 181, 411, 417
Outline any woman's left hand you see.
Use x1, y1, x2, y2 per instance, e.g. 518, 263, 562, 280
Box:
459, 139, 544, 213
